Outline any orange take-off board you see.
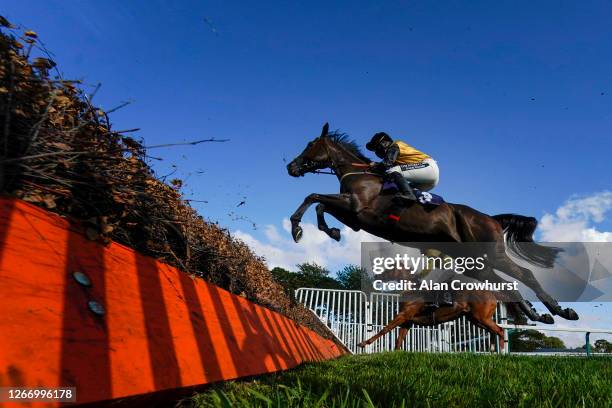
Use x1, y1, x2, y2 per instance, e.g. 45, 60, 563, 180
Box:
0, 197, 345, 406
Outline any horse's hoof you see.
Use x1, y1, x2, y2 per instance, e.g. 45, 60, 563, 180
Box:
292, 226, 303, 243
329, 228, 341, 241
357, 342, 367, 348
560, 308, 579, 320
539, 314, 555, 324
513, 313, 528, 325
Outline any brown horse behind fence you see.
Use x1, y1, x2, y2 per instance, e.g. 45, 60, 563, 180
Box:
357, 290, 505, 352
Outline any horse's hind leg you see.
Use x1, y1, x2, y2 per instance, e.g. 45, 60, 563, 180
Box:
466, 266, 554, 324
480, 317, 506, 353
395, 325, 411, 350
470, 302, 506, 352
357, 305, 420, 348
492, 250, 578, 321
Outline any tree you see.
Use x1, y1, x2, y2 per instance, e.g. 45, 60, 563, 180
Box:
297, 262, 332, 279
593, 339, 612, 353
270, 263, 342, 298
542, 336, 566, 349
270, 267, 300, 297
509, 329, 566, 352
336, 265, 366, 290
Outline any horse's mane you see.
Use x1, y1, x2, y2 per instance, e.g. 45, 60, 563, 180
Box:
327, 130, 371, 163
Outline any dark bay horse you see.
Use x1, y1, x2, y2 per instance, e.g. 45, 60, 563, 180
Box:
357, 291, 505, 352
286, 123, 578, 323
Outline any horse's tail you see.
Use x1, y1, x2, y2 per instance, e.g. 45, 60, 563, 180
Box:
492, 213, 562, 268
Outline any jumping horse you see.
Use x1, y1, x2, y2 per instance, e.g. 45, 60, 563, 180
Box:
286, 123, 579, 323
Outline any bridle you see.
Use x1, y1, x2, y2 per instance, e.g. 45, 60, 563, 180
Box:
300, 138, 382, 182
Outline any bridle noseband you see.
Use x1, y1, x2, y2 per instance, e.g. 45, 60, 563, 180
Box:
299, 139, 382, 181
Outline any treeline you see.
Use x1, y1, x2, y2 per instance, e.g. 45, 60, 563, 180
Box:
509, 329, 612, 353
509, 329, 566, 351
271, 263, 364, 298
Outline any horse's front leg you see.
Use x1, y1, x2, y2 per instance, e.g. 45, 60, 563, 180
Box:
316, 204, 341, 241
290, 193, 352, 242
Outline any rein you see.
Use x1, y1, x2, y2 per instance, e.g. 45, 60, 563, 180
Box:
340, 171, 381, 183
339, 162, 383, 182
313, 163, 370, 176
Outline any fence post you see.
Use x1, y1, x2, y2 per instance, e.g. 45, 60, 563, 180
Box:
505, 328, 514, 355
585, 332, 591, 357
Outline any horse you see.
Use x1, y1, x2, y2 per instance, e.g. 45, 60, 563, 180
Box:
358, 258, 505, 352
286, 123, 579, 323
356, 290, 505, 352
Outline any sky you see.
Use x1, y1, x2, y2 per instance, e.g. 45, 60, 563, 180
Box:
3, 1, 612, 346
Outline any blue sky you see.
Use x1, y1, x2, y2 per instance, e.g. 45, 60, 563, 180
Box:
4, 0, 612, 343
4, 0, 611, 230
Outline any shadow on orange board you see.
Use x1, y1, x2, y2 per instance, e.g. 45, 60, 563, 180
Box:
0, 197, 346, 407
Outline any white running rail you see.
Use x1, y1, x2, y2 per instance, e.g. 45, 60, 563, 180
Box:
297, 288, 612, 356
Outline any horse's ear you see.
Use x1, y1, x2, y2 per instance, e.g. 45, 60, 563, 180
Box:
320, 122, 329, 137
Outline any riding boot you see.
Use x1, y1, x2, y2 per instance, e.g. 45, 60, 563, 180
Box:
423, 293, 439, 310
389, 172, 416, 203
423, 300, 438, 310
440, 290, 453, 307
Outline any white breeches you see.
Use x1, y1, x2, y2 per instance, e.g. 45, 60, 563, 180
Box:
386, 158, 439, 191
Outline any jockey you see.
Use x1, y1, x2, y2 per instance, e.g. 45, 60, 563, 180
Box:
366, 132, 439, 203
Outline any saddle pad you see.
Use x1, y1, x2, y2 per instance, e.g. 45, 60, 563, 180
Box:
382, 181, 445, 206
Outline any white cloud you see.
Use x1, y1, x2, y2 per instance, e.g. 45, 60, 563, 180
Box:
539, 191, 612, 242
233, 218, 384, 271
536, 191, 612, 303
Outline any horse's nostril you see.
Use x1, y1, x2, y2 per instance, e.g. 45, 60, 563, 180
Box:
287, 162, 299, 176
287, 161, 301, 175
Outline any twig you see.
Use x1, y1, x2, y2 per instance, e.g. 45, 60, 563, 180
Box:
113, 128, 140, 134
27, 89, 60, 150
21, 179, 70, 196
145, 138, 229, 149
0, 60, 14, 190
0, 135, 229, 164
160, 166, 178, 181
2, 61, 14, 155
85, 82, 101, 103
105, 100, 132, 114
1, 150, 96, 163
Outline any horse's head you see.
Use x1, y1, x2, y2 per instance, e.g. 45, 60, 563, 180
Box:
287, 123, 332, 177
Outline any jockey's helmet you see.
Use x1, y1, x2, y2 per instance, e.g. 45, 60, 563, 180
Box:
366, 132, 393, 151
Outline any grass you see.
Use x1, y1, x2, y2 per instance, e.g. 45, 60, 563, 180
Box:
182, 352, 611, 408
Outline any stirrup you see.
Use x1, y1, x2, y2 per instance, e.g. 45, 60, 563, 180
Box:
439, 291, 453, 307
392, 193, 416, 203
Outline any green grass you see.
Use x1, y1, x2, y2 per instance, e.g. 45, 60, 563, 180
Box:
182, 353, 611, 408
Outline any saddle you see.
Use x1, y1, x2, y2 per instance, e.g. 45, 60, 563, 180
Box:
382, 181, 445, 206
